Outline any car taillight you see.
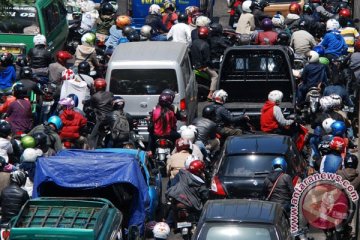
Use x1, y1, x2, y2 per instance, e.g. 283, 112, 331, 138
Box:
180, 99, 186, 111
211, 176, 226, 196
158, 139, 168, 148
2, 230, 10, 239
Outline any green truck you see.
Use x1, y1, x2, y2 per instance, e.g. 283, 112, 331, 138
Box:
5, 198, 123, 240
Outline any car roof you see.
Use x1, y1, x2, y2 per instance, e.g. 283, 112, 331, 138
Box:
201, 199, 282, 224
110, 42, 187, 63
224, 134, 291, 156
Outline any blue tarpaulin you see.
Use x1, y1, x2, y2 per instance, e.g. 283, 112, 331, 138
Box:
33, 149, 149, 232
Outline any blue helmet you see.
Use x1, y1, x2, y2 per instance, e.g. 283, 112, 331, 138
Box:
313, 45, 325, 56
331, 121, 346, 136
272, 157, 287, 171
48, 116, 63, 130
67, 94, 79, 108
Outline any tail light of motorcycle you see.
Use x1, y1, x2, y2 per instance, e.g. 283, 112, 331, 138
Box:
158, 139, 168, 148
180, 98, 187, 122
2, 230, 10, 240
177, 209, 188, 221
211, 176, 226, 196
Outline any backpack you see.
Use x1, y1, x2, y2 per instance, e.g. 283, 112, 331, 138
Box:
111, 111, 130, 141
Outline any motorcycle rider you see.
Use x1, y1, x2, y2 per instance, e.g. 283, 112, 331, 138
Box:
17, 67, 43, 98
0, 121, 13, 163
162, 1, 178, 31
285, 2, 302, 32
290, 20, 317, 56
235, 0, 255, 35
145, 4, 168, 41
74, 32, 99, 71
76, 61, 94, 93
263, 157, 294, 214
176, 126, 203, 160
276, 31, 294, 63
323, 78, 354, 108
228, 0, 243, 28
252, 0, 271, 29
105, 15, 132, 54
272, 13, 286, 34
167, 13, 192, 47
208, 23, 232, 67
320, 136, 346, 173
167, 138, 193, 180
190, 26, 218, 101
153, 222, 170, 240
49, 51, 72, 99
255, 18, 278, 45
319, 19, 348, 60
140, 25, 152, 41
338, 8, 358, 53
260, 90, 294, 134
309, 0, 334, 20
0, 170, 29, 224
191, 15, 211, 41
79, 0, 99, 32
337, 154, 360, 191
212, 89, 249, 137
0, 53, 16, 94
27, 34, 52, 76
32, 132, 55, 157
96, 2, 116, 37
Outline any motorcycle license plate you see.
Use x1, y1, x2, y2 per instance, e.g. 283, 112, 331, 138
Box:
43, 101, 54, 106
177, 222, 192, 228
157, 148, 169, 154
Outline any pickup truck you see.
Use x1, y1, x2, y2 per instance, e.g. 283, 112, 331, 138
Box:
218, 45, 296, 129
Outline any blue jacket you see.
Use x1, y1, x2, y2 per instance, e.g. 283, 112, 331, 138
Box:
105, 25, 124, 48
0, 66, 16, 90
323, 84, 354, 107
302, 62, 328, 87
322, 153, 342, 173
320, 31, 348, 57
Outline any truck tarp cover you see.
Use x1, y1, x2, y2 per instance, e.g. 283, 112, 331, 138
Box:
33, 149, 148, 231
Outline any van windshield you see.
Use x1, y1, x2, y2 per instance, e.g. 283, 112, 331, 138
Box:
109, 69, 178, 95
0, 5, 39, 35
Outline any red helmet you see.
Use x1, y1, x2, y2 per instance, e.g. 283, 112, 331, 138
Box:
355, 40, 360, 52
289, 2, 301, 14
339, 8, 351, 19
198, 26, 209, 39
188, 160, 205, 176
94, 78, 107, 91
56, 51, 72, 64
175, 138, 193, 152
329, 136, 346, 152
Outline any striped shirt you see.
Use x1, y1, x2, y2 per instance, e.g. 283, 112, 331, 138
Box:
340, 27, 359, 53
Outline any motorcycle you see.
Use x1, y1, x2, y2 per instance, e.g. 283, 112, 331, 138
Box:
65, 15, 85, 55
302, 87, 321, 123
155, 138, 172, 166
171, 199, 198, 240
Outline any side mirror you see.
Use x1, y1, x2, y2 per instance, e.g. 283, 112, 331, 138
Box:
128, 225, 140, 240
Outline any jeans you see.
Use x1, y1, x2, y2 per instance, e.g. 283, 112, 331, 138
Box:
150, 34, 168, 41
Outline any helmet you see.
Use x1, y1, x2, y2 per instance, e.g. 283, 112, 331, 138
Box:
196, 16, 211, 27
185, 6, 199, 17
12, 82, 27, 98
21, 135, 36, 149
329, 94, 342, 109
33, 34, 46, 45
67, 94, 79, 108
81, 32, 96, 46
164, 1, 176, 11
178, 13, 188, 23
128, 31, 140, 42
21, 148, 43, 163
202, 105, 216, 119
100, 2, 115, 15
175, 138, 193, 152
344, 154, 358, 169
289, 2, 301, 14
277, 31, 289, 45
123, 26, 135, 37
355, 40, 360, 52
255, 0, 269, 10
179, 125, 197, 142
61, 69, 75, 81
149, 4, 161, 15
331, 121, 346, 136
20, 66, 33, 79
0, 120, 11, 138
326, 19, 340, 31
212, 89, 228, 104
32, 132, 47, 148
56, 51, 72, 64
313, 45, 325, 56
272, 14, 285, 28
0, 157, 6, 170
191, 12, 203, 26
298, 19, 308, 31
188, 159, 205, 176
198, 26, 209, 39
308, 50, 319, 63
94, 78, 107, 91
339, 8, 351, 18
112, 96, 125, 110
272, 157, 287, 171
319, 56, 330, 65
319, 96, 332, 111
303, 3, 313, 14
210, 22, 223, 35
140, 25, 152, 39
329, 136, 345, 152
242, 0, 254, 13
268, 90, 283, 103
152, 222, 170, 239
78, 61, 90, 75
322, 118, 336, 133
261, 18, 273, 31
116, 15, 132, 28
10, 170, 27, 186
0, 52, 14, 67
59, 97, 75, 109
48, 115, 63, 130
158, 92, 174, 107
162, 89, 175, 100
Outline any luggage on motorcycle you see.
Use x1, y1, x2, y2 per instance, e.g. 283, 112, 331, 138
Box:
111, 111, 130, 141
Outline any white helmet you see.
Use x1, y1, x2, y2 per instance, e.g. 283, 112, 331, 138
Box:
140, 25, 152, 39
319, 96, 332, 111
81, 32, 96, 46
33, 34, 46, 45
20, 148, 43, 163
185, 154, 201, 169
80, 0, 96, 12
196, 16, 211, 27
179, 125, 197, 142
212, 89, 228, 104
329, 94, 342, 109
272, 13, 285, 28
322, 118, 336, 134
268, 90, 283, 103
153, 222, 170, 239
326, 19, 340, 31
149, 4, 161, 15
308, 50, 319, 63
242, 0, 254, 13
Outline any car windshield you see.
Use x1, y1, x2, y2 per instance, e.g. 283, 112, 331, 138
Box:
0, 5, 39, 35
109, 69, 178, 95
221, 155, 281, 177
198, 223, 274, 240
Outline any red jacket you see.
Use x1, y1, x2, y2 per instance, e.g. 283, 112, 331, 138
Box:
59, 109, 87, 140
260, 101, 278, 132
255, 31, 278, 45
152, 105, 177, 137
162, 12, 178, 31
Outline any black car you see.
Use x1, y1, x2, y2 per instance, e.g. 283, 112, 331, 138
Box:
210, 134, 306, 199
193, 199, 292, 240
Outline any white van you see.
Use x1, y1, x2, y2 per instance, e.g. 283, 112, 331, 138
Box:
106, 41, 198, 141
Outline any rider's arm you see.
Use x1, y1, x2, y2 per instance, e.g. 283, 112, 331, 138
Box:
53, 134, 63, 152
284, 174, 294, 195
220, 107, 243, 124
273, 106, 293, 127
316, 6, 334, 19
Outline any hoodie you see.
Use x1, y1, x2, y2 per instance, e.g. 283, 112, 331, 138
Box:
261, 101, 293, 132
74, 45, 98, 71
320, 31, 348, 57
263, 169, 294, 204
337, 168, 360, 191
59, 109, 87, 140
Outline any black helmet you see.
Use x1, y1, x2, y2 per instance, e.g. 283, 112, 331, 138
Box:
123, 26, 135, 37
335, 2, 349, 13
162, 89, 175, 100
255, 0, 270, 10
210, 22, 223, 35
0, 120, 11, 138
298, 19, 308, 31
178, 13, 188, 23
100, 2, 115, 15
12, 83, 27, 99
344, 154, 358, 169
32, 132, 48, 148
128, 31, 140, 42
0, 53, 14, 67
0, 156, 6, 170
78, 61, 90, 75
303, 3, 313, 14
202, 105, 216, 120
20, 66, 33, 79
277, 31, 290, 45
112, 96, 125, 110
10, 170, 27, 186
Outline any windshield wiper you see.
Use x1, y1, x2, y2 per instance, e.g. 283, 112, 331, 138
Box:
253, 171, 270, 175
